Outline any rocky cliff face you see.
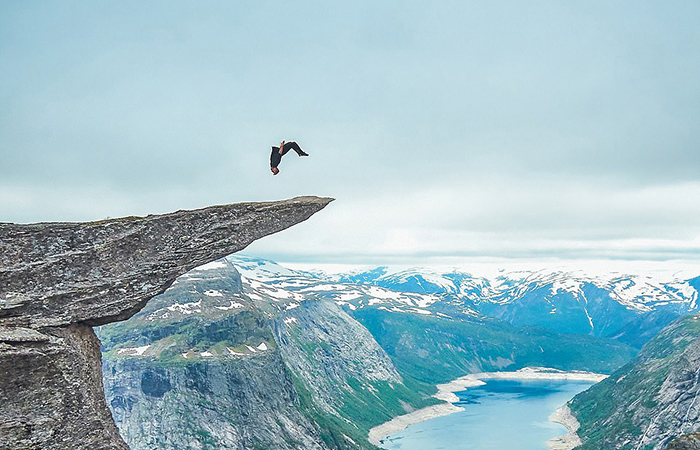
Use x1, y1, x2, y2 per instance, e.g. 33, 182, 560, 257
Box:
0, 196, 332, 450
570, 314, 700, 450
99, 260, 331, 450
103, 351, 328, 450
1, 323, 128, 450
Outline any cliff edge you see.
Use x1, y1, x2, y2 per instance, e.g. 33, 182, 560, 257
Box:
0, 196, 332, 450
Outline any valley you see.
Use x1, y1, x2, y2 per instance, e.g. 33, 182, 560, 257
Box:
97, 255, 700, 449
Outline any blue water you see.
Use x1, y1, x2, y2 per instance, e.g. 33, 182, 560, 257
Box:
381, 379, 593, 450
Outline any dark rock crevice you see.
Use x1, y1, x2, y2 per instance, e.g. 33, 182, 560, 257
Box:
0, 196, 332, 450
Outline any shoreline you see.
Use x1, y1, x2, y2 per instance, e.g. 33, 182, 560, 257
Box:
547, 405, 583, 450
368, 367, 606, 447
367, 403, 465, 446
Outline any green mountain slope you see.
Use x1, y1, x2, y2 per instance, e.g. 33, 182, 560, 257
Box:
352, 308, 637, 385
570, 314, 700, 450
98, 262, 434, 450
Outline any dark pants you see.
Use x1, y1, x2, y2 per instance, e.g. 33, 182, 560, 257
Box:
281, 141, 307, 157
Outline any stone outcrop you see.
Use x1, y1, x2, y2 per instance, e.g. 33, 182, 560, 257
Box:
0, 196, 332, 450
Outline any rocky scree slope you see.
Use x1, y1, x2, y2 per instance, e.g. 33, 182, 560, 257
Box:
0, 196, 332, 450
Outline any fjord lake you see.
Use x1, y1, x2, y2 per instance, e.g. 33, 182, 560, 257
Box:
381, 379, 594, 450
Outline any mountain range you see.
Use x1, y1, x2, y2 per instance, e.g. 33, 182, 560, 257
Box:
234, 256, 699, 348
97, 255, 700, 449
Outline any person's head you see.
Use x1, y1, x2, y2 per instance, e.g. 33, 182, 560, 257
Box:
271, 167, 280, 175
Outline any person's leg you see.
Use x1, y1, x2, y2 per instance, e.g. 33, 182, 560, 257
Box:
284, 141, 308, 156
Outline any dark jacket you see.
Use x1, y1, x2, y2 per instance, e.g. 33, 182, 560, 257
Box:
270, 147, 282, 168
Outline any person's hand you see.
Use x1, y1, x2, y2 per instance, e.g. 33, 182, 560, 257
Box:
279, 140, 285, 154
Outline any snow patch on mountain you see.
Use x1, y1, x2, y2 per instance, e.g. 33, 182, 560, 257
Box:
225, 254, 300, 280
551, 279, 584, 297
117, 345, 151, 356
167, 300, 202, 315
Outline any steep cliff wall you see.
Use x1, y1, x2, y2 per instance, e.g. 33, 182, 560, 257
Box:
274, 300, 403, 412
570, 314, 700, 450
103, 350, 328, 450
99, 259, 436, 450
0, 196, 332, 450
99, 260, 331, 450
1, 324, 128, 450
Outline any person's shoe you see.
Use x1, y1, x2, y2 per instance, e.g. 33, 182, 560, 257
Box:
300, 152, 309, 156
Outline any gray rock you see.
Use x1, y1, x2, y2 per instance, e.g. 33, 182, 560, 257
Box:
0, 326, 52, 343
666, 433, 700, 450
100, 264, 330, 450
1, 196, 333, 328
0, 196, 332, 450
104, 352, 329, 450
1, 324, 129, 450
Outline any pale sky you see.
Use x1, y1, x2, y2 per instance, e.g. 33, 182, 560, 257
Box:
1, 1, 699, 265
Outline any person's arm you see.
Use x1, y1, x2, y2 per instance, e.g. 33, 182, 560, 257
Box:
279, 140, 285, 154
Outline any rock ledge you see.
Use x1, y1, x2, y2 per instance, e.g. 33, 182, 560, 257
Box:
0, 196, 332, 450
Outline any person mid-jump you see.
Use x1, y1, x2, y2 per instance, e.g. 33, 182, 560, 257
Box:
270, 140, 308, 175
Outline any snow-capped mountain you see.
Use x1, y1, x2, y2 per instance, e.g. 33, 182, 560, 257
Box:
228, 255, 468, 318
226, 255, 700, 347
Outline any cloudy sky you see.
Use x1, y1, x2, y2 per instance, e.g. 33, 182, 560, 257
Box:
2, 1, 699, 267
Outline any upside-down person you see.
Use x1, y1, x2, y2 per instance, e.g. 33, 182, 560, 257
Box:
270, 140, 308, 175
